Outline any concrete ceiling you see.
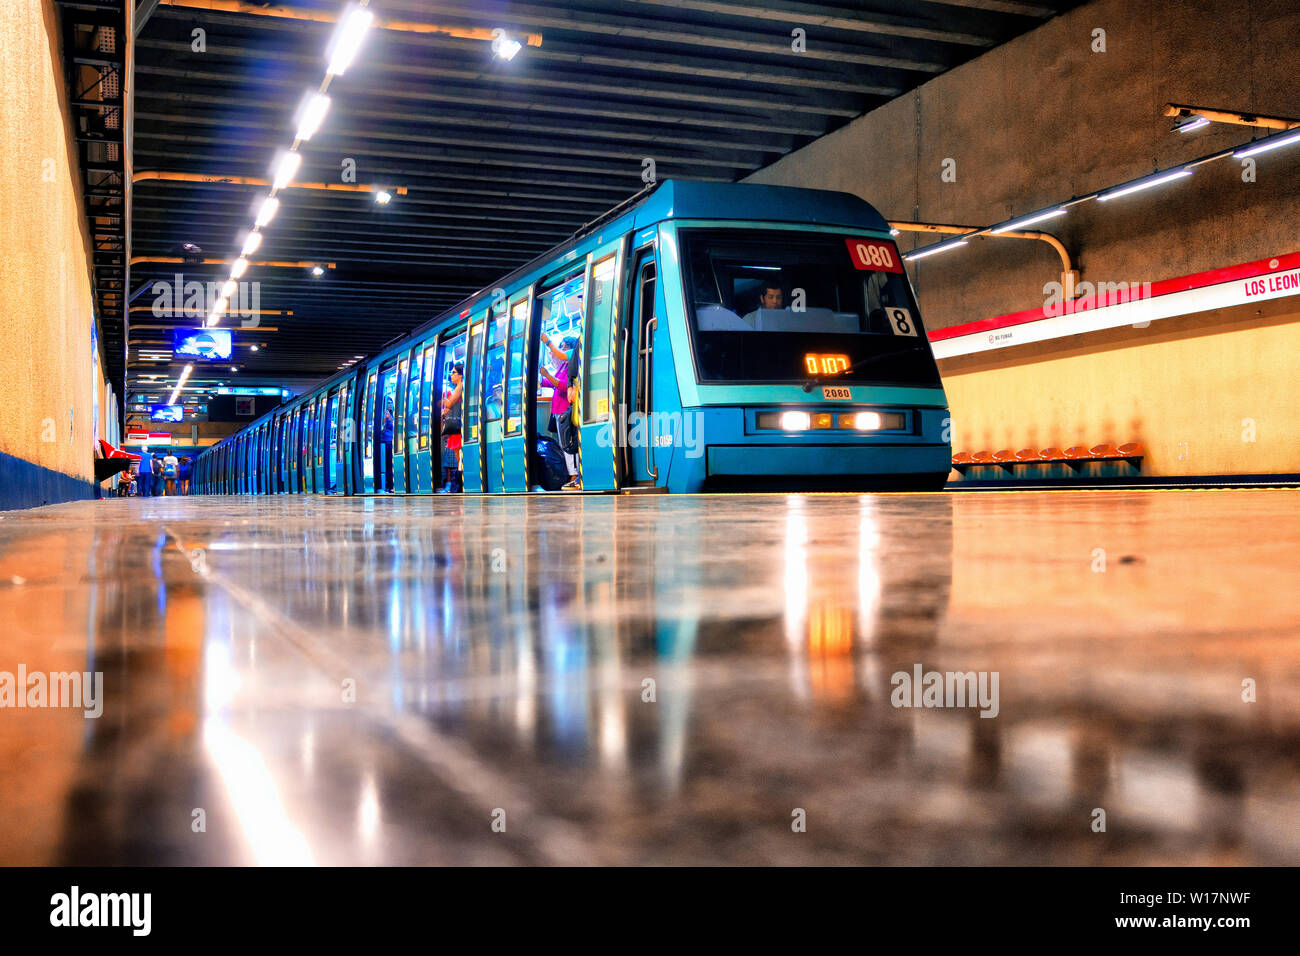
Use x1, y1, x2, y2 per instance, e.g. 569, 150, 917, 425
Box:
122, 0, 1082, 403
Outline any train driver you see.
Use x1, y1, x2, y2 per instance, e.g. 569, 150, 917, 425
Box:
759, 281, 784, 310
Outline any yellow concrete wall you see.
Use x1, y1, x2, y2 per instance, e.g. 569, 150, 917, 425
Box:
940, 299, 1300, 477
0, 0, 98, 481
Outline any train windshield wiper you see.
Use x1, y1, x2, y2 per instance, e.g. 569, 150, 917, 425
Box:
800, 343, 927, 392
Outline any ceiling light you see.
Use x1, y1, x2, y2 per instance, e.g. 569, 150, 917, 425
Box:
167, 364, 193, 406
889, 228, 900, 236
990, 208, 1067, 234
272, 151, 303, 191
374, 190, 392, 205
240, 232, 263, 256
255, 196, 280, 227
250, 345, 259, 352
1097, 168, 1192, 202
230, 257, 249, 279
1234, 128, 1300, 158
295, 91, 331, 142
904, 239, 968, 261
311, 265, 325, 277
493, 33, 522, 61
1176, 116, 1210, 133
221, 280, 237, 298
326, 5, 374, 77
207, 298, 228, 327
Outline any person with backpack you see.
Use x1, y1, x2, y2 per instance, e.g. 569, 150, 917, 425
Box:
162, 452, 180, 496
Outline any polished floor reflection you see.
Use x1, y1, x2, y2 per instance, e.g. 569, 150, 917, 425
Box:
1, 490, 1298, 865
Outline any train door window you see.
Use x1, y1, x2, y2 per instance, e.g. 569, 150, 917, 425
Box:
585, 255, 616, 422
504, 297, 530, 435
395, 357, 408, 450
635, 259, 658, 415
315, 395, 326, 467
419, 342, 438, 448
536, 270, 585, 433
276, 416, 285, 489
406, 348, 423, 453
362, 369, 377, 483
301, 404, 312, 489
337, 384, 349, 463
483, 308, 508, 423
464, 321, 485, 442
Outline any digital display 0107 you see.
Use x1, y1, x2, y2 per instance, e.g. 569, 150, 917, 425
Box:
804, 353, 850, 375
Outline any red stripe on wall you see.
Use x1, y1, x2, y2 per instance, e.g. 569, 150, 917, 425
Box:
928, 249, 1300, 343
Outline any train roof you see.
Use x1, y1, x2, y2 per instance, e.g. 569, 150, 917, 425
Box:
632, 179, 892, 233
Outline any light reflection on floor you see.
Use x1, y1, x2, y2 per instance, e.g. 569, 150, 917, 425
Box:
0, 490, 1297, 865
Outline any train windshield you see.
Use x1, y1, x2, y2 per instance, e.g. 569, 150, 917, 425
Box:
680, 229, 942, 386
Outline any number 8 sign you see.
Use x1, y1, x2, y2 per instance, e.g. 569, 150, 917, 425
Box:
845, 238, 904, 274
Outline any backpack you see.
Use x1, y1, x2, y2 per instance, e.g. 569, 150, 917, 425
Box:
533, 437, 568, 491
556, 408, 579, 455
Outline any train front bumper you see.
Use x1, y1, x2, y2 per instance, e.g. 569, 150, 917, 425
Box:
705, 442, 951, 478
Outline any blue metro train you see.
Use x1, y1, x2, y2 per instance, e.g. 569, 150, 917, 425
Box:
195, 180, 950, 495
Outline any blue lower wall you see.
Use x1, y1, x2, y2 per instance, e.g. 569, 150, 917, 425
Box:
0, 449, 94, 512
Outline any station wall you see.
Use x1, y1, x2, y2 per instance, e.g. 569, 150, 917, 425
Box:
0, 0, 108, 507
746, 0, 1300, 477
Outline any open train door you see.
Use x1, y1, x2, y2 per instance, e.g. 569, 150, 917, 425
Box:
575, 235, 627, 491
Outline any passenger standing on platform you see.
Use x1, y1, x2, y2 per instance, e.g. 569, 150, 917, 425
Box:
380, 395, 395, 492
136, 448, 153, 497
162, 452, 179, 496
441, 363, 463, 493
178, 456, 192, 495
152, 456, 165, 496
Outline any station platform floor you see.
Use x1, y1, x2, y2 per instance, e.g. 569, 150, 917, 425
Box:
1, 489, 1297, 866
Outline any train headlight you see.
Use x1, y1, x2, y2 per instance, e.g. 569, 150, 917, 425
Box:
780, 411, 811, 431
855, 411, 883, 430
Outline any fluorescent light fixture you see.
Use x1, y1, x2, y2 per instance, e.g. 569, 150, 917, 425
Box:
254, 196, 280, 227
230, 257, 249, 279
904, 239, 968, 261
240, 232, 263, 256
207, 297, 228, 327
780, 411, 811, 431
1234, 127, 1300, 158
1097, 168, 1192, 202
168, 364, 194, 406
990, 208, 1067, 234
295, 92, 331, 142
1177, 116, 1210, 133
326, 6, 374, 76
374, 189, 392, 205
221, 280, 237, 298
272, 151, 303, 191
